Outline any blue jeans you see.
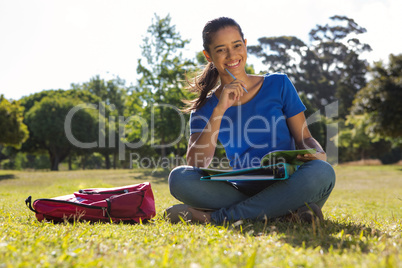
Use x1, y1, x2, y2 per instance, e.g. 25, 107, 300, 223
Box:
168, 160, 336, 224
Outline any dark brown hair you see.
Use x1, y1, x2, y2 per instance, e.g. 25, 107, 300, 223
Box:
182, 17, 245, 113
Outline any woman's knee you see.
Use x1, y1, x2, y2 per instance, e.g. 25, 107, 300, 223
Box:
296, 160, 336, 189
315, 160, 335, 181
168, 165, 201, 196
168, 166, 188, 189
307, 160, 336, 189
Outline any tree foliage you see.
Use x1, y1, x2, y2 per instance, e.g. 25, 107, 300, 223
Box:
248, 36, 306, 75
352, 53, 402, 144
22, 90, 101, 170
248, 15, 371, 118
78, 75, 128, 168
128, 14, 195, 157
0, 96, 29, 148
80, 75, 127, 115
335, 114, 374, 160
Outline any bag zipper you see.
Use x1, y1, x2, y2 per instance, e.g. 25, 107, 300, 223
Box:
78, 189, 129, 194
28, 197, 113, 221
31, 198, 107, 210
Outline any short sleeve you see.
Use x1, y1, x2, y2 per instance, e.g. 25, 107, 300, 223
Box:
281, 75, 306, 118
189, 110, 209, 135
188, 95, 218, 136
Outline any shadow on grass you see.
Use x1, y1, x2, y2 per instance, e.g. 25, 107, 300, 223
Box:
129, 169, 170, 184
232, 219, 381, 253
282, 220, 379, 252
0, 174, 16, 181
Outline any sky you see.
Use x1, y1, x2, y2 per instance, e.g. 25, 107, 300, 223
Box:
1, 0, 401, 100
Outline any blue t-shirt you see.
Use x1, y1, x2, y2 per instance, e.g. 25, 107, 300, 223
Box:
190, 73, 306, 169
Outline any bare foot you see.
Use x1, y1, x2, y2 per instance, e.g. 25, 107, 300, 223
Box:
187, 207, 211, 223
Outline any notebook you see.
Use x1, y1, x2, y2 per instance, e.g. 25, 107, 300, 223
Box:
200, 149, 316, 182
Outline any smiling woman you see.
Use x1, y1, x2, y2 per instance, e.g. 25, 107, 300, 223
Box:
182, 17, 249, 112
166, 17, 336, 225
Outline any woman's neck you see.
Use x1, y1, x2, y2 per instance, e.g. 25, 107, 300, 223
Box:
220, 72, 250, 87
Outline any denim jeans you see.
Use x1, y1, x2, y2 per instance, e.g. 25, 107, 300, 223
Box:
168, 160, 336, 224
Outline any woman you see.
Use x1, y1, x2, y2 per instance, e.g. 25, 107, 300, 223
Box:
166, 17, 335, 224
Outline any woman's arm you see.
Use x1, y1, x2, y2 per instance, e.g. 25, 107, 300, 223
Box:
186, 107, 225, 167
286, 112, 327, 162
187, 79, 246, 167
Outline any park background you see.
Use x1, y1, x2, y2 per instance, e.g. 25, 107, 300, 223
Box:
0, 1, 401, 267
1, 0, 401, 170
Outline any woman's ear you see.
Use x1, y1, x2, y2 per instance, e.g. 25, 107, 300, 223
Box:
203, 50, 212, 62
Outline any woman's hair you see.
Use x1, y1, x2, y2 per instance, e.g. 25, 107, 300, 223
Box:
182, 17, 245, 113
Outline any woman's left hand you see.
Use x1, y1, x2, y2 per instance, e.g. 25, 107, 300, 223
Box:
296, 152, 327, 162
286, 112, 328, 162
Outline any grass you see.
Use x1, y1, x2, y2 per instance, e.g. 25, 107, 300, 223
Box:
0, 165, 401, 267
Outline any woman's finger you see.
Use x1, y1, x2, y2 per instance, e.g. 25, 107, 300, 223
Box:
230, 78, 247, 92
296, 153, 326, 162
223, 84, 243, 99
231, 79, 247, 93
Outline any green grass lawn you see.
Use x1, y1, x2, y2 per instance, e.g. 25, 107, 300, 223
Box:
0, 165, 401, 267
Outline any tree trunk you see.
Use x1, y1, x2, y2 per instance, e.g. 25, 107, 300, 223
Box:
104, 153, 111, 169
68, 155, 72, 170
113, 151, 117, 169
81, 154, 87, 170
160, 134, 166, 158
48, 147, 70, 171
49, 151, 59, 171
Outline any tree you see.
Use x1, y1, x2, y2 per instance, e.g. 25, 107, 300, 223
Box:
80, 75, 127, 116
352, 53, 402, 145
0, 95, 28, 148
22, 90, 101, 170
335, 114, 374, 160
78, 75, 128, 169
129, 14, 195, 158
248, 15, 371, 118
305, 15, 371, 116
247, 36, 306, 74
334, 114, 397, 163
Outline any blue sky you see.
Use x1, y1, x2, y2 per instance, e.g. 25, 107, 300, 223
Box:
1, 0, 401, 100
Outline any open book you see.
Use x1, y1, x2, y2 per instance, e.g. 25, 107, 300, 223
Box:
200, 149, 316, 181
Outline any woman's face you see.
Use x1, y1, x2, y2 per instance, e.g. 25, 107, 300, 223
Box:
204, 26, 247, 75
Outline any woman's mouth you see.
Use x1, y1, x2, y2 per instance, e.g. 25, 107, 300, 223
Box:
226, 60, 241, 68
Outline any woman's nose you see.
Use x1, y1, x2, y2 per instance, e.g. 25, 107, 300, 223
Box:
226, 49, 233, 59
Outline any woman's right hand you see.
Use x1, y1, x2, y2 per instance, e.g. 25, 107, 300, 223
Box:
187, 79, 246, 167
216, 79, 247, 112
